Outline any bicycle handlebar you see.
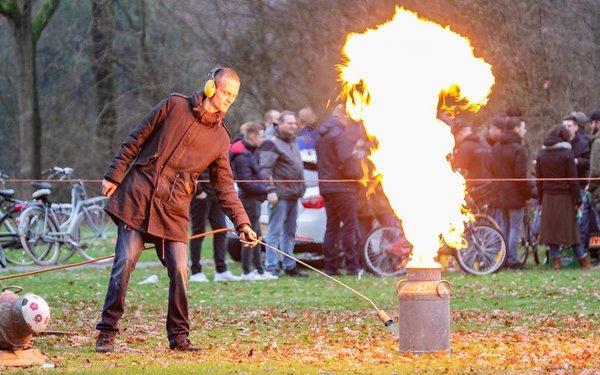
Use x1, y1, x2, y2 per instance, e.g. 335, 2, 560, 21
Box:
43, 166, 76, 180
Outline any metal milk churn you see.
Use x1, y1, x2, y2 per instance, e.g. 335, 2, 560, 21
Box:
396, 267, 451, 353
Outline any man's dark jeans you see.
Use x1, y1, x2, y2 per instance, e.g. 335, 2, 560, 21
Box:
322, 192, 360, 273
189, 194, 227, 274
240, 196, 263, 274
96, 222, 190, 347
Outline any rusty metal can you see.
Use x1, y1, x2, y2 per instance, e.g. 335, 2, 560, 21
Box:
0, 287, 50, 350
396, 267, 451, 353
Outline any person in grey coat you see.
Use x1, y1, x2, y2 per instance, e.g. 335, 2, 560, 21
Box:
260, 110, 307, 276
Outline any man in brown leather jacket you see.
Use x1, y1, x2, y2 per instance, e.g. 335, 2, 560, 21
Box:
95, 67, 257, 352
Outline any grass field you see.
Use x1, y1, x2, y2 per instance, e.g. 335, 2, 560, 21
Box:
1, 244, 599, 374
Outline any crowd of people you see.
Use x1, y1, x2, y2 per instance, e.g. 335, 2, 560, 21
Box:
452, 108, 600, 271
188, 104, 600, 284
94, 68, 596, 353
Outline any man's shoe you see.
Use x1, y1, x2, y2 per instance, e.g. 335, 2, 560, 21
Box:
170, 338, 201, 351
189, 272, 209, 283
285, 267, 308, 277
239, 271, 262, 281
578, 256, 591, 269
214, 270, 241, 282
95, 332, 116, 353
259, 270, 279, 280
552, 257, 561, 270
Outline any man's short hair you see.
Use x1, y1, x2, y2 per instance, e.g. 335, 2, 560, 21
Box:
243, 121, 264, 137
590, 110, 600, 122
570, 111, 589, 127
491, 115, 505, 129
279, 110, 295, 122
264, 109, 280, 124
562, 114, 578, 125
214, 67, 240, 83
299, 106, 316, 120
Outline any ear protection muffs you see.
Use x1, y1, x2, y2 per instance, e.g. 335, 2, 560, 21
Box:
203, 66, 223, 98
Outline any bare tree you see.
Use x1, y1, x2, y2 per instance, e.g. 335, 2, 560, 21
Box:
91, 0, 118, 162
0, 0, 60, 178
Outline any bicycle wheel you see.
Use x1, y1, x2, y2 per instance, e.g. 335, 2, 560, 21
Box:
1, 214, 35, 266
72, 205, 116, 262
456, 224, 506, 275
362, 226, 410, 276
18, 205, 61, 266
474, 213, 500, 231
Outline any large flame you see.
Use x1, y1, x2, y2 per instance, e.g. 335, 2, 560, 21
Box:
339, 7, 494, 268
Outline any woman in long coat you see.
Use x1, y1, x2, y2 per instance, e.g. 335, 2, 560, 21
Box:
536, 124, 588, 269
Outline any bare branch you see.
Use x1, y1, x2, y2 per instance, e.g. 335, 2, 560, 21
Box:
32, 0, 60, 43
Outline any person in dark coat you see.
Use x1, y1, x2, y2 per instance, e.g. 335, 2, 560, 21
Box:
563, 113, 595, 266
230, 122, 278, 281
316, 104, 363, 275
491, 117, 534, 269
188, 170, 238, 283
586, 109, 600, 266
536, 124, 587, 269
484, 115, 504, 148
97, 67, 256, 352
452, 120, 493, 206
563, 114, 590, 190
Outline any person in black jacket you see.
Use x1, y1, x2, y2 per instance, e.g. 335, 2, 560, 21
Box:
229, 122, 278, 281
563, 114, 590, 190
188, 170, 240, 282
491, 117, 535, 269
316, 105, 363, 275
452, 120, 493, 206
536, 124, 587, 270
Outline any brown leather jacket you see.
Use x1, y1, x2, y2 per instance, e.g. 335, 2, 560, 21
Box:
104, 92, 250, 242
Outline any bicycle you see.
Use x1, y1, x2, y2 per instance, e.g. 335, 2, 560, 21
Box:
362, 188, 507, 276
18, 168, 117, 265
0, 172, 34, 266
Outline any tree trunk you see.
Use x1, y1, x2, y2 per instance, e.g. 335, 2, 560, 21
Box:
1, 0, 60, 179
9, 2, 42, 179
91, 0, 118, 163
137, 0, 161, 103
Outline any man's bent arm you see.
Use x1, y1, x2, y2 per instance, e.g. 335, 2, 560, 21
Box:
104, 97, 171, 184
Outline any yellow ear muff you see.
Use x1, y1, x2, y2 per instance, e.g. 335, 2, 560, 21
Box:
204, 79, 216, 98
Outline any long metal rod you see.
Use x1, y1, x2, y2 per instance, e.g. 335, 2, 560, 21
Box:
250, 239, 383, 312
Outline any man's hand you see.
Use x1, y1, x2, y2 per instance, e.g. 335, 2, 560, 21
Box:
101, 179, 118, 197
195, 191, 208, 200
267, 192, 278, 205
238, 224, 258, 247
